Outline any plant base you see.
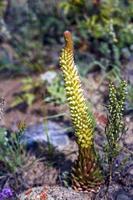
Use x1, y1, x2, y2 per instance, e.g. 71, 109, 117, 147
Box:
71, 147, 104, 192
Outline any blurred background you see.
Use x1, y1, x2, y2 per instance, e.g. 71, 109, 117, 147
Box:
0, 0, 133, 197
0, 0, 132, 130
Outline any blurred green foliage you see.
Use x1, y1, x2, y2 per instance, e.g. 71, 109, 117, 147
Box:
60, 0, 133, 44
0, 0, 132, 75
0, 126, 27, 173
11, 73, 66, 107
11, 77, 44, 107
0, 0, 5, 16
45, 75, 66, 104
60, 0, 133, 70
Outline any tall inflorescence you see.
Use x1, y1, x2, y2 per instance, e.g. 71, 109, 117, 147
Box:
59, 31, 94, 148
59, 31, 103, 191
105, 81, 127, 166
108, 81, 127, 138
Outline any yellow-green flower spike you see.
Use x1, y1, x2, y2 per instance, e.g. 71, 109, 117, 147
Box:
59, 31, 94, 148
60, 31, 103, 191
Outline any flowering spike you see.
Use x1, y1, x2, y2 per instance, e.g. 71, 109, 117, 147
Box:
60, 31, 94, 148
59, 31, 103, 191
104, 81, 127, 168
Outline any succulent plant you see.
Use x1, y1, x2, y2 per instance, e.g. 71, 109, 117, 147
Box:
59, 31, 103, 191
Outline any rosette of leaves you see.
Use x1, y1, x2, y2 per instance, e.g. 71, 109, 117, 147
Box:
59, 31, 103, 191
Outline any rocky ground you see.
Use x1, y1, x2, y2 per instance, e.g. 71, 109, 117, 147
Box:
0, 66, 132, 199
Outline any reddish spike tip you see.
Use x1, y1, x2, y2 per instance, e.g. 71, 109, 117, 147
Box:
64, 31, 72, 41
64, 31, 73, 50
64, 30, 71, 37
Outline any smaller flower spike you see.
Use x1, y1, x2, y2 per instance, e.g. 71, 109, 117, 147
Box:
104, 81, 127, 169
60, 31, 94, 148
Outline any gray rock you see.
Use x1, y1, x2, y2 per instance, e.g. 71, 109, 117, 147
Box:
128, 166, 133, 175
40, 71, 57, 84
19, 186, 91, 200
116, 193, 132, 200
21, 121, 70, 150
